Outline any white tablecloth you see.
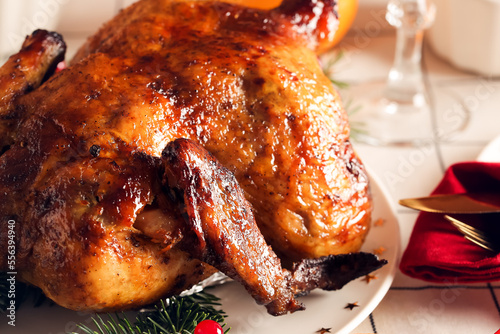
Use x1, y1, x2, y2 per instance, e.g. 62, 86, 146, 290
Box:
334, 32, 500, 334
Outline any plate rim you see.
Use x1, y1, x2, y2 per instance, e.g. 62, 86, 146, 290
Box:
336, 168, 400, 334
209, 168, 401, 334
4, 169, 401, 334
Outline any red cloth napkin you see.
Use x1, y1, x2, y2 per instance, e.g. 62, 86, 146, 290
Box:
400, 161, 500, 283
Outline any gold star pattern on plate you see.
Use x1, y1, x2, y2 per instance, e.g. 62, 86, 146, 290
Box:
373, 246, 386, 255
316, 328, 331, 334
373, 218, 385, 227
362, 273, 378, 284
344, 302, 359, 310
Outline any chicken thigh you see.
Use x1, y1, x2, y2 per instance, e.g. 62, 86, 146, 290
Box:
0, 0, 382, 315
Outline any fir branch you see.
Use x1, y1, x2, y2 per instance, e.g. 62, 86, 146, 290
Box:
75, 291, 229, 334
1, 274, 228, 333
0, 272, 9, 312
322, 49, 349, 90
79, 314, 143, 334
342, 98, 367, 140
321, 50, 367, 138
0, 272, 51, 313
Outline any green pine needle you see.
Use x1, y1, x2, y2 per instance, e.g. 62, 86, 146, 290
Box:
75, 292, 229, 334
321, 50, 367, 138
1, 272, 229, 334
322, 49, 349, 90
340, 98, 366, 140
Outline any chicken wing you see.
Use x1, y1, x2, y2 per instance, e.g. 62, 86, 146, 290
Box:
162, 138, 385, 315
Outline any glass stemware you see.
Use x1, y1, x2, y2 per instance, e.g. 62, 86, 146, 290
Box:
346, 0, 468, 146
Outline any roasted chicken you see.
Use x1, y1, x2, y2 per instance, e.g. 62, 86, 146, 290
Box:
0, 0, 385, 316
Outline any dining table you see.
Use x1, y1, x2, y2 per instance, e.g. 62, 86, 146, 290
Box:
2, 0, 500, 333
332, 21, 500, 334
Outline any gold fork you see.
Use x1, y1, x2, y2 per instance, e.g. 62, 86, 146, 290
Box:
444, 215, 499, 253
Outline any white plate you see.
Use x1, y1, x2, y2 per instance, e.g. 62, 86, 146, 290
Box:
477, 134, 500, 162
3, 173, 400, 334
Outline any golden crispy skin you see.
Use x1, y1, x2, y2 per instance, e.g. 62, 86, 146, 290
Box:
162, 138, 384, 316
69, 0, 371, 261
163, 138, 302, 315
0, 0, 372, 313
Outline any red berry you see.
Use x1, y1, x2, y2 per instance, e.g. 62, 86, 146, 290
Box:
55, 61, 66, 73
194, 319, 223, 334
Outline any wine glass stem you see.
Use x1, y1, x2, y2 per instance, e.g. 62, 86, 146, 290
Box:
384, 27, 426, 106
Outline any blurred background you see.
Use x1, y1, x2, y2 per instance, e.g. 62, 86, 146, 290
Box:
0, 0, 393, 60
1, 0, 498, 76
